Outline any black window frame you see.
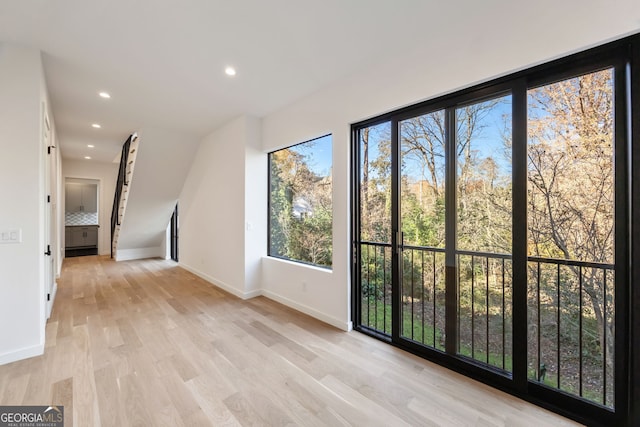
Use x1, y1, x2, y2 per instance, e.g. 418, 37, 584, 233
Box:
267, 134, 333, 269
350, 34, 640, 426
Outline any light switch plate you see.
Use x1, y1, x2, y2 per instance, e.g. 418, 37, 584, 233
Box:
0, 229, 21, 244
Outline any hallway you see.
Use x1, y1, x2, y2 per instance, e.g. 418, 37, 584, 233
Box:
0, 256, 580, 426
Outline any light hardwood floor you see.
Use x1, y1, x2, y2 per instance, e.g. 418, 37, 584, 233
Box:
0, 256, 582, 426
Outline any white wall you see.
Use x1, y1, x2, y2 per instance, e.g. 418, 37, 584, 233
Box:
179, 116, 253, 298
62, 159, 118, 256
176, 5, 640, 332
259, 8, 640, 331
244, 117, 266, 296
0, 44, 52, 364
117, 127, 199, 259
260, 119, 349, 329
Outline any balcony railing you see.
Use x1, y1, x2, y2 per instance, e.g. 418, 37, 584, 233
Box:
527, 256, 614, 407
358, 242, 614, 407
360, 241, 393, 336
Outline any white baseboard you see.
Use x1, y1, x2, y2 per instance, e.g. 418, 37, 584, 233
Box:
179, 263, 254, 300
261, 289, 352, 332
0, 343, 44, 366
243, 288, 262, 299
177, 264, 352, 332
115, 246, 163, 261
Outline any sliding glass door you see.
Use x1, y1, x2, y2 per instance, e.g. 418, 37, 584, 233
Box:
526, 69, 617, 407
399, 109, 447, 351
352, 44, 631, 425
357, 121, 392, 335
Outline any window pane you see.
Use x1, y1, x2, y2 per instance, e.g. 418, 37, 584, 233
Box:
359, 123, 392, 334
527, 69, 615, 407
400, 110, 446, 247
269, 135, 332, 268
399, 111, 447, 349
456, 95, 512, 254
360, 123, 392, 244
455, 95, 513, 371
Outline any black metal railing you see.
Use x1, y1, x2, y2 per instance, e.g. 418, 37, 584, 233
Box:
453, 250, 513, 371
110, 134, 133, 258
401, 245, 447, 352
359, 241, 393, 335
527, 256, 615, 407
358, 242, 614, 406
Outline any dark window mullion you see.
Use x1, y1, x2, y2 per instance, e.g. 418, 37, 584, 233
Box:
445, 107, 458, 355
391, 119, 401, 341
614, 61, 630, 421
511, 79, 528, 392
629, 35, 640, 427
351, 127, 361, 329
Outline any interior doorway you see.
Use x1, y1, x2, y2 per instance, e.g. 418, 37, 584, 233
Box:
64, 178, 99, 257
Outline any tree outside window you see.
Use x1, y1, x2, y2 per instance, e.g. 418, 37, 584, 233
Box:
269, 135, 332, 268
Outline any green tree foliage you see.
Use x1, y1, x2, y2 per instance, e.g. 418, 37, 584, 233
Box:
269, 139, 332, 268
358, 69, 615, 404
527, 70, 615, 402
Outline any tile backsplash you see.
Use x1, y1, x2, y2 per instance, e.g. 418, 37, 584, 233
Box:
65, 212, 98, 226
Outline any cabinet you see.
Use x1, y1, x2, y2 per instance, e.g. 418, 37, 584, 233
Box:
65, 226, 98, 248
65, 183, 97, 213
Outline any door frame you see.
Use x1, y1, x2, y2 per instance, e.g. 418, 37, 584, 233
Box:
64, 177, 101, 255
42, 107, 56, 319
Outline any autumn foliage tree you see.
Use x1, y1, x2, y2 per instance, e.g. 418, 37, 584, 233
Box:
358, 68, 615, 403
527, 69, 615, 393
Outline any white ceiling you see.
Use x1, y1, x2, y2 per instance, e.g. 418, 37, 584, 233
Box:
0, 0, 443, 162
1, 1, 639, 163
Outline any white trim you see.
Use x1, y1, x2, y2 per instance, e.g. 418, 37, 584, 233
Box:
115, 246, 163, 261
177, 263, 351, 331
0, 343, 44, 366
179, 263, 257, 299
263, 255, 333, 273
261, 289, 352, 332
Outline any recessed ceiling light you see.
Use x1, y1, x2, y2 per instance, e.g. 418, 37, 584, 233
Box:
99, 91, 111, 99
225, 66, 236, 76
91, 123, 101, 129
84, 156, 92, 160
87, 144, 95, 148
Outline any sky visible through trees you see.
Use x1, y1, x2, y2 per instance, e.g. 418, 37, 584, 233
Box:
269, 135, 333, 268
268, 68, 616, 408
358, 68, 615, 407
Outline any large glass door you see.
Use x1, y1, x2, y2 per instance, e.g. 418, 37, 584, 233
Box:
452, 96, 513, 370
355, 93, 515, 366
356, 121, 393, 335
352, 51, 629, 426
396, 95, 514, 372
398, 109, 447, 351
526, 69, 617, 408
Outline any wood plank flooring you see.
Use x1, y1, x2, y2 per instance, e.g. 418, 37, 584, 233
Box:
0, 256, 582, 426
